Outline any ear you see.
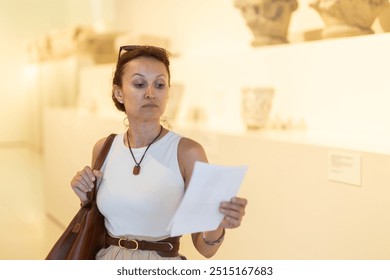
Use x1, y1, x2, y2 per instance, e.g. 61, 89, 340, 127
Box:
113, 85, 123, 104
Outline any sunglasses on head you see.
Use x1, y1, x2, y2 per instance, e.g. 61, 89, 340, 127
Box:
117, 45, 168, 61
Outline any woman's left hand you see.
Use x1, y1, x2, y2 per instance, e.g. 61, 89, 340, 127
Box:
219, 196, 248, 229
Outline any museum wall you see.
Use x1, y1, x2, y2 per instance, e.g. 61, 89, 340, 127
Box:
1, 0, 390, 260
1, 0, 389, 152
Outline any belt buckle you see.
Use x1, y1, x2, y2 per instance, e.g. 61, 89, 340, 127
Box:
158, 241, 173, 251
118, 238, 139, 250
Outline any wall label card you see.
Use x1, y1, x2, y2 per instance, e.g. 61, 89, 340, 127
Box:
328, 150, 361, 186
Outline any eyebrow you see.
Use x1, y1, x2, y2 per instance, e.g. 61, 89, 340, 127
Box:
131, 73, 167, 79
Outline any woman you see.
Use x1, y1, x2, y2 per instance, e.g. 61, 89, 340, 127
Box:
71, 45, 247, 259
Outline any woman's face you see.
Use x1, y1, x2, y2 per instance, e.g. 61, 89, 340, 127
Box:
115, 56, 169, 122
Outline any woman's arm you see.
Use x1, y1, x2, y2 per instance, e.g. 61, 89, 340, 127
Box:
178, 137, 221, 257
70, 137, 107, 205
178, 137, 248, 258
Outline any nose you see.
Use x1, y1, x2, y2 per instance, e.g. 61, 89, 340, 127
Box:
145, 85, 155, 99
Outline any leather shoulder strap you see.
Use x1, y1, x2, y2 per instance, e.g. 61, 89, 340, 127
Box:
92, 134, 117, 170
87, 134, 117, 204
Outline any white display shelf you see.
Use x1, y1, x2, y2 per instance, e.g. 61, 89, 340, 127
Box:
176, 122, 390, 156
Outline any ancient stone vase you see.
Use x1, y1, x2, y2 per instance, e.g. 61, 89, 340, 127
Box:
234, 0, 299, 46
309, 0, 389, 39
241, 87, 275, 129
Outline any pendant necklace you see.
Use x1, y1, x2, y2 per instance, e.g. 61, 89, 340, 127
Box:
126, 125, 163, 175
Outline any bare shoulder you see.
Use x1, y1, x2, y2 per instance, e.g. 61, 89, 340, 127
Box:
178, 137, 208, 186
178, 137, 206, 158
178, 137, 208, 166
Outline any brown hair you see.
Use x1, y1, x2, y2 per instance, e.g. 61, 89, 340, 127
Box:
112, 45, 171, 112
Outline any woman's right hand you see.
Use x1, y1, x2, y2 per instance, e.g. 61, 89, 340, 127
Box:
70, 166, 103, 206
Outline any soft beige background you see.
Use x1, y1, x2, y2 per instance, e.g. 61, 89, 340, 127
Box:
0, 0, 389, 259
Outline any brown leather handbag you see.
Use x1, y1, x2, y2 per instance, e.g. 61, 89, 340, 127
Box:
45, 134, 116, 260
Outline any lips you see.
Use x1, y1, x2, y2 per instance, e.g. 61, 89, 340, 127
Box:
142, 103, 158, 108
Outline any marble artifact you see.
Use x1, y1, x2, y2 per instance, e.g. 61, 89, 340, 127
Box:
379, 5, 390, 32
234, 0, 299, 46
27, 26, 119, 63
309, 0, 389, 38
241, 87, 274, 129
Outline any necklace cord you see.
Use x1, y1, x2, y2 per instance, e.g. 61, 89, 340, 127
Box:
126, 125, 163, 167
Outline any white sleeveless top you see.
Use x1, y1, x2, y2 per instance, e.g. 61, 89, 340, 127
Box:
97, 131, 185, 241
